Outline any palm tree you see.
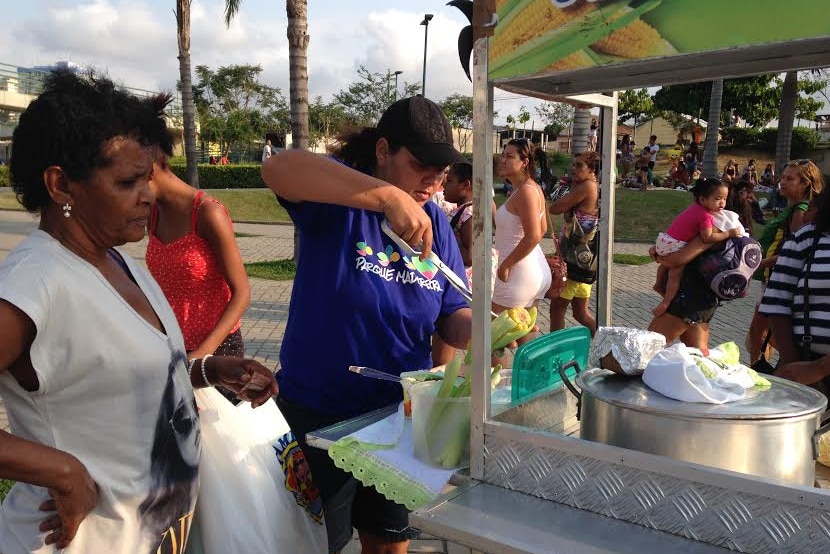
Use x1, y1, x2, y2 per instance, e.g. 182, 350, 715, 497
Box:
775, 71, 798, 175
224, 0, 309, 151
225, 0, 309, 260
285, 0, 310, 150
701, 79, 723, 178
177, 0, 199, 187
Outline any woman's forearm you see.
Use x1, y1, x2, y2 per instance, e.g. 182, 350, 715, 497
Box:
0, 431, 86, 493
189, 289, 251, 360
501, 235, 542, 271
769, 315, 800, 364
436, 308, 472, 349
262, 149, 404, 211
658, 238, 712, 267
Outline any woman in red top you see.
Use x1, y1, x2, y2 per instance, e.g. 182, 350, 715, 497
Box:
145, 143, 250, 380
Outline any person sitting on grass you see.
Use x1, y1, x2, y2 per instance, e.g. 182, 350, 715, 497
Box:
652, 178, 744, 316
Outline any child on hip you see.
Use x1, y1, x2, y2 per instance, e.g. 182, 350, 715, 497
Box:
653, 178, 744, 316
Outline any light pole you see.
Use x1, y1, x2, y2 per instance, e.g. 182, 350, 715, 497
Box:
393, 70, 403, 101
420, 14, 433, 97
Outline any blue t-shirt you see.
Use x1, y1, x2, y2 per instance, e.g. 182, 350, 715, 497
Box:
277, 197, 468, 417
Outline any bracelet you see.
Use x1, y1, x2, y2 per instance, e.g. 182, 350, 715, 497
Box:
186, 358, 198, 377
201, 354, 214, 387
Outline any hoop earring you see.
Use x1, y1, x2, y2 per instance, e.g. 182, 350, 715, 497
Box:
63, 203, 72, 218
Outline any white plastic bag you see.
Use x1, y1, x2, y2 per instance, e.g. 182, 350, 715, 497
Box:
187, 388, 327, 554
642, 344, 747, 404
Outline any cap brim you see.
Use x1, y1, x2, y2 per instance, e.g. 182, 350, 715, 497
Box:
406, 141, 468, 168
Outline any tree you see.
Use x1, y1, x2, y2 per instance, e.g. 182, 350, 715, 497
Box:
308, 96, 354, 151
618, 88, 656, 141
334, 66, 420, 125
775, 71, 798, 175
654, 74, 828, 129
702, 79, 723, 178
439, 94, 474, 152
192, 64, 290, 159
285, 0, 310, 151
225, 0, 310, 259
517, 105, 531, 137
176, 0, 199, 187
535, 102, 574, 138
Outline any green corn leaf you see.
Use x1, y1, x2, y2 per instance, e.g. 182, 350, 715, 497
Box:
490, 0, 663, 79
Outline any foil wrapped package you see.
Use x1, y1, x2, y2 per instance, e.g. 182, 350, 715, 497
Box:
589, 327, 667, 375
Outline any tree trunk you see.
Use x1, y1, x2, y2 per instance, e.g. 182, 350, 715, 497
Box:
775, 71, 798, 175
571, 108, 591, 155
702, 79, 723, 178
286, 0, 309, 260
286, 0, 310, 151
176, 0, 199, 188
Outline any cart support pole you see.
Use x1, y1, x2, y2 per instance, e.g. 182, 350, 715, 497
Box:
469, 33, 494, 482
596, 92, 618, 327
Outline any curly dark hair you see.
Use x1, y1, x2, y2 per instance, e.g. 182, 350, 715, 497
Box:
575, 150, 601, 176
9, 70, 162, 212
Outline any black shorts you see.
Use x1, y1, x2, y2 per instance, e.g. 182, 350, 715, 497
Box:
666, 265, 719, 324
276, 396, 420, 551
647, 161, 655, 169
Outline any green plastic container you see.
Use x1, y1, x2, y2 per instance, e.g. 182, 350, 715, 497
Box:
511, 327, 591, 404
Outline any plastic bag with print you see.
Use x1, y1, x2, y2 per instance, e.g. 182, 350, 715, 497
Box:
185, 387, 327, 554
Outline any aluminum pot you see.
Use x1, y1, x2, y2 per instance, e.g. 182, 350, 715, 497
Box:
559, 365, 830, 486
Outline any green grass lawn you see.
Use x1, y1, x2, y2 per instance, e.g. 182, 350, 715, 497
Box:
0, 185, 709, 243
613, 253, 653, 265
208, 189, 290, 223
245, 259, 297, 280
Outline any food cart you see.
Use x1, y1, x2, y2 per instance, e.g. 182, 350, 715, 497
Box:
311, 2, 830, 552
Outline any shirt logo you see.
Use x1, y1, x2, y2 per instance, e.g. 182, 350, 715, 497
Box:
354, 240, 443, 292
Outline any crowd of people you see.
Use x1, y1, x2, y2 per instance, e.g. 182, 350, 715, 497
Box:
2, 68, 830, 554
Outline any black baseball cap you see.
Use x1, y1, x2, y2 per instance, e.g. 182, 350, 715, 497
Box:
377, 95, 468, 168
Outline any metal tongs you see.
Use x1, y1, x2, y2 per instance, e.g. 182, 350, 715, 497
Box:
380, 219, 497, 317
348, 365, 403, 383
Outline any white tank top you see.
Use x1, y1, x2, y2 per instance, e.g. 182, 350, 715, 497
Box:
494, 185, 545, 255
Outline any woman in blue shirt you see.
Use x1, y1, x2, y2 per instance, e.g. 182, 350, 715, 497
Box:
261, 96, 472, 554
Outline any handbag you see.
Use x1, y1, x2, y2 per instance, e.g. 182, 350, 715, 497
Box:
544, 234, 568, 299
751, 330, 775, 375
560, 215, 598, 284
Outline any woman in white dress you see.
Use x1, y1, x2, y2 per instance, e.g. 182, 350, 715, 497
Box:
492, 139, 551, 319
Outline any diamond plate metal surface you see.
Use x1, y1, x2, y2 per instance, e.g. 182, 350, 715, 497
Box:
484, 434, 830, 554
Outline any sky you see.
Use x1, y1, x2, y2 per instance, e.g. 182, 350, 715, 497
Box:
2, 0, 545, 125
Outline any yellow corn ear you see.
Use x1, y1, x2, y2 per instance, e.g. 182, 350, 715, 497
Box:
490, 0, 593, 64
593, 19, 676, 58
544, 49, 596, 72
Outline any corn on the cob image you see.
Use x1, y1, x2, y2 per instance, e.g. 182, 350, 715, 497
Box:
489, 0, 664, 80
544, 49, 598, 72
490, 0, 592, 63
593, 17, 676, 58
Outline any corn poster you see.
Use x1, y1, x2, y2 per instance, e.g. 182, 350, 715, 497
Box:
489, 0, 830, 81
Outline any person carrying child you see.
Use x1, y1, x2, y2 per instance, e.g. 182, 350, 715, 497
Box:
652, 178, 744, 316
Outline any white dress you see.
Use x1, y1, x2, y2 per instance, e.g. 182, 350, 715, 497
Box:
492, 186, 551, 307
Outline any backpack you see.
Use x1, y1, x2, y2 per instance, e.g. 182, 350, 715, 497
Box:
696, 236, 762, 301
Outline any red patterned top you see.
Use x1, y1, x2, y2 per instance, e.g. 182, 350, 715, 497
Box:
146, 191, 240, 351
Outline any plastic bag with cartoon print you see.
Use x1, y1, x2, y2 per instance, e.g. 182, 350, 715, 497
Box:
185, 388, 327, 554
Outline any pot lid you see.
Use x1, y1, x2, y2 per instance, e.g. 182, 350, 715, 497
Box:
577, 369, 827, 420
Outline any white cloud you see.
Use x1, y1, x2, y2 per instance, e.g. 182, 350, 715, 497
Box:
2, 0, 544, 124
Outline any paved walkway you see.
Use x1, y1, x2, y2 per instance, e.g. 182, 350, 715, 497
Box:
0, 210, 763, 553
